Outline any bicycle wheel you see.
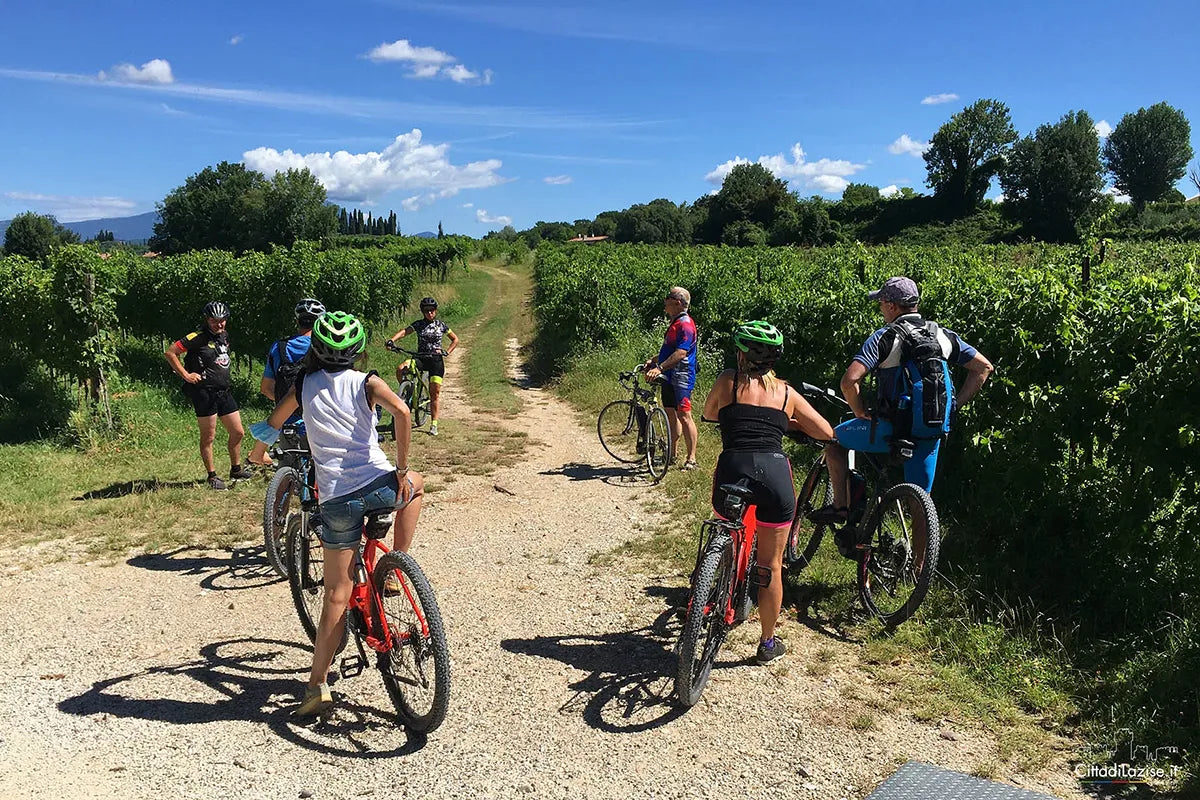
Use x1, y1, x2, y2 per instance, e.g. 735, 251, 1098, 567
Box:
596, 399, 642, 463
785, 456, 832, 568
675, 534, 733, 707
374, 404, 396, 442
286, 513, 347, 655
411, 381, 430, 429
645, 406, 672, 482
373, 552, 450, 733
858, 482, 941, 630
262, 466, 299, 578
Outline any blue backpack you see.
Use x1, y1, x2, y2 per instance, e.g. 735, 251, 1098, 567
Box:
879, 318, 953, 440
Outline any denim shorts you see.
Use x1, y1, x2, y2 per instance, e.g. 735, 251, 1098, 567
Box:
317, 471, 415, 550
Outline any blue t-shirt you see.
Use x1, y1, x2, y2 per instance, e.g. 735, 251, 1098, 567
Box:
657, 312, 698, 386
265, 333, 312, 425
854, 314, 977, 407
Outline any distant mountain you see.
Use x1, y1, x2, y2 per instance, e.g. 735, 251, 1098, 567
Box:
413, 231, 437, 239
0, 211, 157, 243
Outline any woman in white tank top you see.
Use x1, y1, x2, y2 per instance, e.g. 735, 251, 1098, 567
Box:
260, 311, 425, 717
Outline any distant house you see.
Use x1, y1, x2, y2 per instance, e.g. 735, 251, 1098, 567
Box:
142, 251, 161, 258
566, 235, 610, 244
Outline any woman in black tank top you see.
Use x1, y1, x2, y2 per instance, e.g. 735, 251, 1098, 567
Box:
701, 321, 834, 664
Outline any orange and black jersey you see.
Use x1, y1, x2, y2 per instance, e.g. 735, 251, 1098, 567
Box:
175, 330, 232, 389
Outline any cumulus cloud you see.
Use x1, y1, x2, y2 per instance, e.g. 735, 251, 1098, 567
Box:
476, 208, 512, 225
461, 202, 474, 208
1103, 186, 1131, 204
921, 92, 958, 105
98, 58, 174, 84
704, 143, 864, 195
1094, 119, 1113, 138
888, 134, 929, 157
367, 39, 492, 85
989, 193, 1005, 203
543, 175, 572, 185
229, 34, 243, 46
880, 185, 901, 198
3, 191, 139, 222
242, 129, 505, 204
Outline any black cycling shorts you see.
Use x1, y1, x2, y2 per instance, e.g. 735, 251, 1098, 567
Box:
186, 385, 239, 418
415, 354, 445, 382
711, 451, 796, 525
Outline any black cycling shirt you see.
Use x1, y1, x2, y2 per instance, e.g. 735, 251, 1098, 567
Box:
408, 318, 449, 356
175, 329, 232, 389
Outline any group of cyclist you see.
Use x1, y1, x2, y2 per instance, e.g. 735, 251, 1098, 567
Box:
166, 273, 990, 714
166, 296, 457, 716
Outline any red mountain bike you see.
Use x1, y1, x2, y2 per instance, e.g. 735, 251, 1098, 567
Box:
288, 474, 450, 732
674, 480, 771, 707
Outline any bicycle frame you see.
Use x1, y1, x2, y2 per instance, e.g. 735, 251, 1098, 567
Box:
349, 537, 432, 654
692, 495, 771, 626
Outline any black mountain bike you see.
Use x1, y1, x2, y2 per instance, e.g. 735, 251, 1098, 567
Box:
261, 425, 310, 578
596, 365, 672, 482
785, 383, 941, 630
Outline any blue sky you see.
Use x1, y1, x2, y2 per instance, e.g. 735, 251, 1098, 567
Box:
1, 0, 1198, 233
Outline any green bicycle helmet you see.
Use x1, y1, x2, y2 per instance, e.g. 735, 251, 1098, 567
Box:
733, 320, 784, 373
310, 311, 366, 368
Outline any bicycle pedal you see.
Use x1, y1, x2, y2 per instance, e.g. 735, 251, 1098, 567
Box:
750, 565, 772, 588
339, 654, 367, 678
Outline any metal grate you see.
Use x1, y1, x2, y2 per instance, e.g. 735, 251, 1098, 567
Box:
866, 761, 1062, 800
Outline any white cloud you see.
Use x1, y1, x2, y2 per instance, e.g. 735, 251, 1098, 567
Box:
3, 191, 139, 222
543, 175, 572, 185
888, 134, 929, 157
476, 208, 512, 225
0, 67, 643, 130
921, 92, 958, 105
1095, 119, 1113, 138
461, 202, 474, 208
98, 58, 174, 85
704, 143, 864, 195
880, 185, 900, 198
229, 34, 243, 46
989, 193, 1005, 203
367, 39, 492, 85
1103, 186, 1131, 204
242, 129, 506, 204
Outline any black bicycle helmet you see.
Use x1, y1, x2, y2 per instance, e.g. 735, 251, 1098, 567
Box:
733, 320, 784, 374
203, 301, 230, 320
294, 297, 326, 326
419, 296, 438, 311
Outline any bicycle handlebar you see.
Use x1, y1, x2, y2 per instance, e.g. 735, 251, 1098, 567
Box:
386, 341, 443, 358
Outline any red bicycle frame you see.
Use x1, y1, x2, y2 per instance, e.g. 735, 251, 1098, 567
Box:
350, 537, 431, 654
722, 505, 759, 625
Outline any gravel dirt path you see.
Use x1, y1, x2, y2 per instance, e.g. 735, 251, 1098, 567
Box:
0, 303, 1087, 800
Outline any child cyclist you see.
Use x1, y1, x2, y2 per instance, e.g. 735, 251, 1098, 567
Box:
251, 311, 425, 716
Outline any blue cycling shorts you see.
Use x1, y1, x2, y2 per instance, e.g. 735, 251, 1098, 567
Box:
834, 417, 941, 493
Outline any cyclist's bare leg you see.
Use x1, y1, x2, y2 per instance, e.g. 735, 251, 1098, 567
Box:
392, 471, 425, 553
248, 438, 271, 466
678, 405, 698, 462
824, 441, 850, 509
756, 522, 789, 642
665, 408, 682, 460
219, 410, 245, 468
429, 379, 442, 421
197, 414, 218, 473
308, 546, 355, 688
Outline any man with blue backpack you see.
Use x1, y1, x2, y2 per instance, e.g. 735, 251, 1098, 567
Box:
247, 298, 325, 467
814, 277, 993, 531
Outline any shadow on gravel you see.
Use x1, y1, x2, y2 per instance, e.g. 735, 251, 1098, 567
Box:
74, 478, 207, 500
784, 577, 867, 645
127, 545, 283, 591
502, 585, 748, 733
58, 637, 426, 759
540, 462, 650, 486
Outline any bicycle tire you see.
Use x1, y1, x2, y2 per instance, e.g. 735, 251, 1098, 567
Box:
858, 482, 941, 630
596, 400, 643, 463
675, 534, 733, 707
262, 466, 299, 578
411, 381, 430, 429
645, 406, 672, 482
286, 513, 347, 653
785, 456, 832, 568
373, 552, 451, 733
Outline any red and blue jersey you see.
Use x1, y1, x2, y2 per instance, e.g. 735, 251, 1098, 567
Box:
658, 312, 698, 387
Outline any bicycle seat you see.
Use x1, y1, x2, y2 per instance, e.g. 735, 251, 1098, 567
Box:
718, 483, 755, 501
364, 511, 394, 540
